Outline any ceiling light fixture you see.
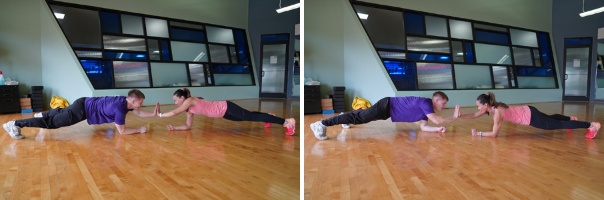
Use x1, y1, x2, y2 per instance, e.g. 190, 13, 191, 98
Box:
357, 13, 368, 19
276, 0, 300, 13
580, 0, 604, 17
54, 13, 65, 19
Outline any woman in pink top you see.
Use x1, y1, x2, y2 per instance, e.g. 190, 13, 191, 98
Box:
460, 92, 600, 138
157, 88, 296, 135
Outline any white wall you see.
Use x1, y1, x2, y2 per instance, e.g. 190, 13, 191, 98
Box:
306, 0, 561, 108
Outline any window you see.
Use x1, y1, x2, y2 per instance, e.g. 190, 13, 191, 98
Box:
48, 1, 254, 89
351, 1, 558, 90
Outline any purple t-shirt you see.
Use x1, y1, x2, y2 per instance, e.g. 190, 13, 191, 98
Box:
84, 96, 130, 125
389, 96, 434, 122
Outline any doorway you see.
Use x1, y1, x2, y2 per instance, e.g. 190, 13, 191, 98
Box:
259, 34, 290, 98
563, 37, 593, 101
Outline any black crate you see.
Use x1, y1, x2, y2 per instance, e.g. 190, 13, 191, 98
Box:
31, 86, 44, 90
333, 86, 346, 91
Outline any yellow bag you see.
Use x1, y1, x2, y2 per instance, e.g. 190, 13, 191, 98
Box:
352, 96, 371, 110
50, 96, 70, 109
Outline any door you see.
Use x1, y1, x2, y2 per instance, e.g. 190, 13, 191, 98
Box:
260, 34, 290, 98
563, 47, 591, 101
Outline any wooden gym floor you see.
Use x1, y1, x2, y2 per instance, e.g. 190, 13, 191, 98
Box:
305, 102, 604, 199
0, 99, 299, 199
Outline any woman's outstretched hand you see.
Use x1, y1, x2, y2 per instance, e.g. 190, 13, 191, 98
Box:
167, 124, 174, 131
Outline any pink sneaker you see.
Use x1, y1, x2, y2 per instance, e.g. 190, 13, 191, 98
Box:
284, 118, 296, 135
264, 113, 276, 128
586, 122, 601, 139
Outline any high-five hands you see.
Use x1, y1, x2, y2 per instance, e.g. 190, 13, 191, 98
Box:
453, 105, 461, 118
154, 102, 161, 116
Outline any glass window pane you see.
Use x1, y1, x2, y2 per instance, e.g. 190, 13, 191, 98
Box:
103, 35, 146, 51
211, 64, 251, 73
454, 64, 492, 89
408, 53, 451, 62
171, 41, 208, 62
474, 24, 507, 32
492, 66, 510, 88
145, 18, 169, 38
538, 33, 553, 67
214, 74, 252, 85
404, 12, 425, 35
234, 30, 250, 64
150, 63, 188, 87
383, 60, 416, 90
99, 11, 120, 34
464, 42, 475, 63
452, 41, 464, 62
160, 40, 171, 61
148, 39, 160, 60
533, 49, 542, 67
209, 44, 229, 63
510, 29, 538, 47
378, 51, 406, 59
353, 5, 406, 50
449, 19, 473, 40
113, 61, 149, 88
407, 36, 450, 53
518, 77, 556, 88
564, 38, 593, 45
104, 51, 147, 60
513, 47, 533, 66
170, 27, 206, 42
425, 15, 447, 37
75, 50, 102, 58
170, 21, 204, 30
50, 5, 102, 49
474, 29, 510, 45
121, 14, 144, 35
206, 26, 235, 44
417, 63, 453, 89
80, 60, 114, 89
516, 67, 554, 76
229, 46, 238, 64
188, 64, 207, 86
475, 43, 511, 64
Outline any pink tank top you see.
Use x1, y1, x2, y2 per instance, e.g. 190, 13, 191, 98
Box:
501, 105, 531, 125
188, 98, 227, 118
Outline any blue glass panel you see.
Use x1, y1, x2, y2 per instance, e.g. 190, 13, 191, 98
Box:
211, 64, 251, 73
234, 30, 249, 65
407, 53, 451, 62
464, 42, 475, 63
261, 34, 289, 42
104, 52, 147, 60
80, 60, 114, 89
564, 38, 592, 45
100, 12, 120, 34
383, 60, 417, 90
160, 40, 171, 61
474, 29, 510, 45
404, 12, 425, 35
516, 67, 554, 76
170, 27, 206, 42
537, 33, 552, 67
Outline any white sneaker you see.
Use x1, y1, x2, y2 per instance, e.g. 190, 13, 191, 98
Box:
3, 121, 24, 140
34, 112, 43, 118
310, 121, 328, 140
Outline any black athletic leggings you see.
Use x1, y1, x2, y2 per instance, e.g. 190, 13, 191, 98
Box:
222, 101, 285, 124
528, 106, 590, 130
322, 97, 391, 126
15, 97, 87, 129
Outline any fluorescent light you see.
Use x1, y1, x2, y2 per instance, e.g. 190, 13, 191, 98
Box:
54, 13, 65, 19
276, 3, 300, 13
357, 13, 368, 19
580, 6, 604, 17
497, 55, 509, 64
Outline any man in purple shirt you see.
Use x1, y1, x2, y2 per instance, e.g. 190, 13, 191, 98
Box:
310, 91, 460, 140
3, 89, 157, 139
